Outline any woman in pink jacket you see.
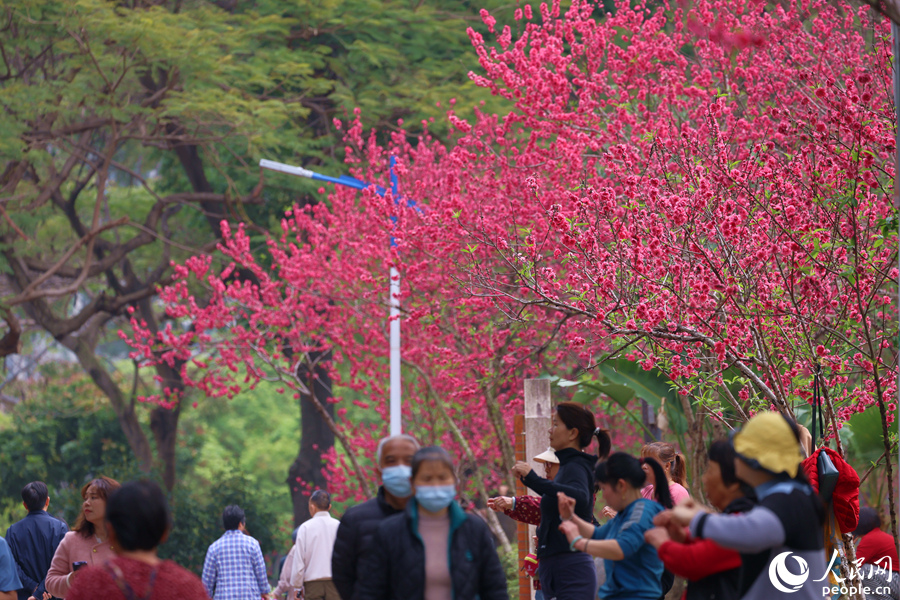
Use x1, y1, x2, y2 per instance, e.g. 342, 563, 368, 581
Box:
44, 476, 120, 598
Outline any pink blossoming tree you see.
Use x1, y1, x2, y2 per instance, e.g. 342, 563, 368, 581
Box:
451, 0, 898, 543
123, 0, 897, 557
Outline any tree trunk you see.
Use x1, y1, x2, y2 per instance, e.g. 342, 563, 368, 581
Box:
681, 392, 706, 501
135, 295, 186, 491
61, 333, 155, 471
150, 403, 181, 490
287, 349, 335, 526
482, 379, 517, 491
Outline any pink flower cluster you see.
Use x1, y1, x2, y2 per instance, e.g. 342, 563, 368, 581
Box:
120, 0, 896, 498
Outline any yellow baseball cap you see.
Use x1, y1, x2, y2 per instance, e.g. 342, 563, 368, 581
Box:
733, 412, 804, 478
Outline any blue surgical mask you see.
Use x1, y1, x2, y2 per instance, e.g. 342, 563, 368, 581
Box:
415, 485, 456, 513
381, 465, 413, 498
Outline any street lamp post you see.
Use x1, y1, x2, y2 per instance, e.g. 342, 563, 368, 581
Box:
259, 158, 403, 436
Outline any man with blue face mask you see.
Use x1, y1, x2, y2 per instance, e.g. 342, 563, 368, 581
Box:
332, 434, 419, 600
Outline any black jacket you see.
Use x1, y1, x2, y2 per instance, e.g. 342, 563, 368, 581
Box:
332, 487, 405, 600
355, 499, 508, 600
522, 447, 596, 558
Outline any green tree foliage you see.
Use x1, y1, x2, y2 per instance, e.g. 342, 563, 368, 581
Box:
0, 366, 138, 528
0, 0, 509, 496
0, 365, 287, 577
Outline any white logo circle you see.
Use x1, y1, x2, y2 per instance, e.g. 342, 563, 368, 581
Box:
768, 551, 810, 593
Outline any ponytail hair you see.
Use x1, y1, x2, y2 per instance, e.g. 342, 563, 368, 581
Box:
595, 428, 611, 460
555, 402, 610, 456
594, 452, 674, 509
641, 441, 687, 487
671, 453, 686, 487
641, 457, 674, 508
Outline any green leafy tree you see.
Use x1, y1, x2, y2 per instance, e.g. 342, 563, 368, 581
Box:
0, 0, 510, 523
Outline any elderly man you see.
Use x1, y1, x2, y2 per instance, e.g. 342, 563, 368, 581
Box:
332, 434, 419, 600
290, 491, 340, 600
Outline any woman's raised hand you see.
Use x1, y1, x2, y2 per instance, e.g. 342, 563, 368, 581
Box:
558, 519, 579, 542
487, 496, 513, 512
557, 491, 576, 520
512, 461, 533, 479
601, 505, 617, 519
670, 498, 704, 526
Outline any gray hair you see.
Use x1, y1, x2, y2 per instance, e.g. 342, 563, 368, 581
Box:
375, 434, 420, 467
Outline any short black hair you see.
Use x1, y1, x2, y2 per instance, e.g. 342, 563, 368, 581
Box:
310, 490, 331, 510
854, 507, 881, 537
708, 440, 740, 483
708, 440, 755, 498
105, 480, 171, 551
22, 482, 49, 512
222, 505, 245, 530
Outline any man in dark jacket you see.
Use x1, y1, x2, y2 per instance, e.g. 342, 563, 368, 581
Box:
332, 435, 419, 600
5, 482, 68, 600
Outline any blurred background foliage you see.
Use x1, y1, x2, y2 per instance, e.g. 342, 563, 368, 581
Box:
0, 363, 292, 572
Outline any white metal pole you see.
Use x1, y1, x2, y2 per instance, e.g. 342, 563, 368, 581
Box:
390, 266, 401, 436
259, 156, 404, 434
389, 156, 401, 436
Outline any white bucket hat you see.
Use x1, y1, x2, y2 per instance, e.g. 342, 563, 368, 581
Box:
533, 447, 559, 464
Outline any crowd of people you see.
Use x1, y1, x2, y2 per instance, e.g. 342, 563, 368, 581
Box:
0, 403, 896, 600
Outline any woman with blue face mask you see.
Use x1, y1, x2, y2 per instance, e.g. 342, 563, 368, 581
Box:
356, 447, 509, 600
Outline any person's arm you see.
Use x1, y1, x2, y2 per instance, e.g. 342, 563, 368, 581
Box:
559, 515, 617, 559
331, 513, 358, 600
573, 537, 624, 560
689, 505, 785, 553
272, 546, 296, 598
656, 538, 742, 581
32, 580, 48, 599
522, 470, 589, 505
502, 496, 542, 525
15, 567, 38, 595
250, 540, 270, 596
0, 538, 22, 600
6, 531, 39, 594
201, 546, 217, 598
289, 530, 308, 590
558, 513, 598, 542
43, 534, 73, 598
558, 492, 603, 539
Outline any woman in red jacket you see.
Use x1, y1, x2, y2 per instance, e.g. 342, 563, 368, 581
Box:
644, 441, 768, 600
854, 508, 898, 571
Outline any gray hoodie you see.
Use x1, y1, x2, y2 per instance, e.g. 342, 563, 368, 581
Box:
689, 478, 826, 600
